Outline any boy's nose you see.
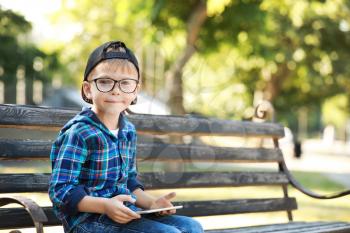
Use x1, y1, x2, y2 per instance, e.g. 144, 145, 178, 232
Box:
111, 83, 122, 94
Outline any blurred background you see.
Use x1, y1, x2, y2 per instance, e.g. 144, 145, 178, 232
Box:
0, 0, 349, 232
2, 0, 350, 143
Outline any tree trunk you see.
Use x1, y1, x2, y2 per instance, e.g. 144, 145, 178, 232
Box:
165, 0, 207, 115
263, 63, 290, 103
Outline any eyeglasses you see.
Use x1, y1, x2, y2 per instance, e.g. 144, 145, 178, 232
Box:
89, 78, 139, 93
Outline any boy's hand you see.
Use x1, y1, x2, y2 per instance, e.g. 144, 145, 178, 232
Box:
104, 195, 141, 224
150, 192, 176, 216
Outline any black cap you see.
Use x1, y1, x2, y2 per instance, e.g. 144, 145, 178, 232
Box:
83, 40, 139, 81
81, 41, 139, 104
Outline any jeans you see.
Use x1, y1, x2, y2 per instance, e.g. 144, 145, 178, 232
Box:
72, 214, 204, 233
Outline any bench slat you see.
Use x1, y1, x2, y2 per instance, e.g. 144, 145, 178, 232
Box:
139, 143, 283, 162
0, 105, 74, 129
0, 104, 285, 138
131, 114, 284, 138
206, 222, 350, 233
0, 139, 283, 162
0, 172, 288, 193
288, 223, 350, 233
263, 222, 350, 233
139, 172, 289, 189
0, 198, 297, 229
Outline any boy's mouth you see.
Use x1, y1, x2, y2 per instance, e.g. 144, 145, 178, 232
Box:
105, 100, 124, 103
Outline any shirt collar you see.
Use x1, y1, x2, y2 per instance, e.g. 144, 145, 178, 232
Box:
81, 107, 130, 140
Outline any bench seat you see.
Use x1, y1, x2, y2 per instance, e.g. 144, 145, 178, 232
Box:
206, 222, 350, 233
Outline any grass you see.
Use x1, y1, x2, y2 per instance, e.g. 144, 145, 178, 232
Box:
291, 170, 345, 190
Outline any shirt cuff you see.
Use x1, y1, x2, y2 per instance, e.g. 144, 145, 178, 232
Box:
127, 178, 144, 192
62, 185, 88, 216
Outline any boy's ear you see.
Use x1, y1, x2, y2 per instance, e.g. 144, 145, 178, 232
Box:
82, 81, 92, 100
131, 84, 141, 105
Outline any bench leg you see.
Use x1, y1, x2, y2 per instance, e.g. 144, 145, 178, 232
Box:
0, 196, 47, 233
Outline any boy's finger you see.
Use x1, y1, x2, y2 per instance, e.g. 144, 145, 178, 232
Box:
113, 211, 131, 220
114, 215, 132, 223
158, 209, 174, 216
120, 206, 141, 219
163, 192, 176, 200
166, 209, 175, 215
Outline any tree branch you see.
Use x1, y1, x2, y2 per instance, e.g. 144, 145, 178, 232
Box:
165, 0, 207, 115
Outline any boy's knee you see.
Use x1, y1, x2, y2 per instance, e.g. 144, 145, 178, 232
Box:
184, 218, 204, 233
154, 227, 181, 233
176, 217, 203, 233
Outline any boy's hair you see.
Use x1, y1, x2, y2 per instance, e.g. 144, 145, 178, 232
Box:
81, 41, 140, 104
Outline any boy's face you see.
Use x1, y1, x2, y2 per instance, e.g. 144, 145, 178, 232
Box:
82, 61, 139, 115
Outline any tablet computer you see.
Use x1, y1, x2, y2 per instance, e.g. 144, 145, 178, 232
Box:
135, 205, 183, 214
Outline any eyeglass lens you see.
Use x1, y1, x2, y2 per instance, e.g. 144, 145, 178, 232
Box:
94, 78, 138, 93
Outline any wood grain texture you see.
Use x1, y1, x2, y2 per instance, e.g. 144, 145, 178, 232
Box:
0, 172, 288, 193
0, 139, 283, 162
206, 222, 350, 233
0, 104, 284, 138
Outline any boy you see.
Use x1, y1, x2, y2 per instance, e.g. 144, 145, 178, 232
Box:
49, 41, 203, 233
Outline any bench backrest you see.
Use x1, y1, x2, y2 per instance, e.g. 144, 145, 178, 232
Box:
0, 104, 296, 228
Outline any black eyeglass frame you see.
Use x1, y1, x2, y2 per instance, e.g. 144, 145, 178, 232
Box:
88, 78, 139, 94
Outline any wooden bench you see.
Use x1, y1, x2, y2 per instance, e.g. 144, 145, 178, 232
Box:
0, 104, 349, 233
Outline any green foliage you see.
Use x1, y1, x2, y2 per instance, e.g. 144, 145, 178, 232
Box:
48, 0, 156, 86
188, 0, 350, 125
322, 94, 349, 129
49, 0, 350, 128
0, 6, 31, 36
151, 0, 200, 29
0, 6, 61, 88
147, 0, 350, 121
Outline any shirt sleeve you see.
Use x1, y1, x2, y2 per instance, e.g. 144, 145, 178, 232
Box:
127, 132, 145, 192
48, 130, 89, 216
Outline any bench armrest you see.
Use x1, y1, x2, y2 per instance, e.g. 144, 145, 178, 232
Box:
280, 161, 350, 199
0, 196, 47, 233
255, 102, 350, 199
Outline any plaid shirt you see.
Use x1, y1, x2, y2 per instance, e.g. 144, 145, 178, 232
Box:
48, 107, 144, 233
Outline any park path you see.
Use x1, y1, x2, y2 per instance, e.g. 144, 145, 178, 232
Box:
284, 139, 350, 188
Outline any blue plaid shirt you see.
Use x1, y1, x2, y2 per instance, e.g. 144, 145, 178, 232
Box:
48, 107, 144, 233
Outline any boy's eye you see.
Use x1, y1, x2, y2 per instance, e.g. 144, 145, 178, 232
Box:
120, 80, 132, 86
98, 79, 114, 85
